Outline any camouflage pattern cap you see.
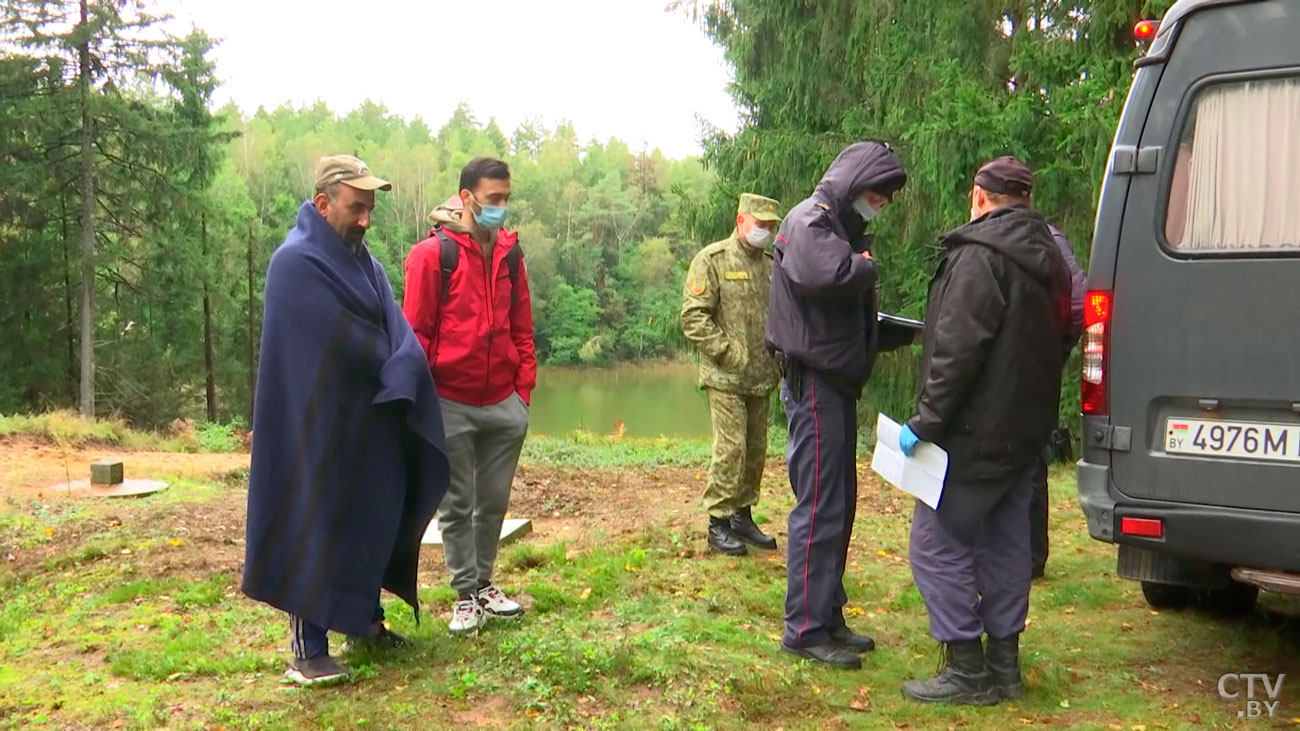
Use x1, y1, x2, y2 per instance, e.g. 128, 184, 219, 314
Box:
314, 154, 392, 193
737, 193, 782, 222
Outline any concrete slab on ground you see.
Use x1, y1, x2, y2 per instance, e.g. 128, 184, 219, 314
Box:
422, 518, 532, 546
47, 479, 170, 498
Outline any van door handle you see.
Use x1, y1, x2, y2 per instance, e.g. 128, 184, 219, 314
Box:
1112, 145, 1161, 175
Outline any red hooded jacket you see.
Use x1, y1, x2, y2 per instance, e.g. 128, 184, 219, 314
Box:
403, 224, 537, 407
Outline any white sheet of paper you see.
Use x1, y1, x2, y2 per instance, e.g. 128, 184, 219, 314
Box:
871, 413, 949, 509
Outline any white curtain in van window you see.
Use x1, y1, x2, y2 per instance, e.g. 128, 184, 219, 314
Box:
1181, 77, 1300, 251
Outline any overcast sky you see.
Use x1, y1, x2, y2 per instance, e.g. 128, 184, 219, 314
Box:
170, 0, 740, 159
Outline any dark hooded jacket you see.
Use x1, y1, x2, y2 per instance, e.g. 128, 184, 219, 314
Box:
765, 142, 908, 395
907, 205, 1073, 481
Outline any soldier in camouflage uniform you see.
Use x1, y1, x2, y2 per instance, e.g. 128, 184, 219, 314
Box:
681, 194, 783, 556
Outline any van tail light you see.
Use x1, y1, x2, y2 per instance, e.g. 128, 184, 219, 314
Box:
1082, 290, 1112, 416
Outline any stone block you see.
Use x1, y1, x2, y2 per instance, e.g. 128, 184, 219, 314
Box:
90, 460, 124, 486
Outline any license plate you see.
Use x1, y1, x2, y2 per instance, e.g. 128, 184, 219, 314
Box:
1165, 418, 1300, 463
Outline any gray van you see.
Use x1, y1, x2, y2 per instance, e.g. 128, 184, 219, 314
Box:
1078, 0, 1300, 614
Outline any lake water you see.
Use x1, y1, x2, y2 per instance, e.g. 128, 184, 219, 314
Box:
529, 363, 713, 439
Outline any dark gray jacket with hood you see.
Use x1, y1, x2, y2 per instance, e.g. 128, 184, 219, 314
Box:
765, 142, 908, 396
907, 204, 1073, 481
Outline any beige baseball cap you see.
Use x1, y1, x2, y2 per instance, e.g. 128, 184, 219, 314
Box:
314, 154, 392, 192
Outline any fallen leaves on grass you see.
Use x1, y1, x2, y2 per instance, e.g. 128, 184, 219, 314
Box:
849, 685, 871, 712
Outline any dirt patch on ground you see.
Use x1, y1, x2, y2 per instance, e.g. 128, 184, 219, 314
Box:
508, 462, 903, 549
1, 439, 909, 591
3, 489, 249, 585
442, 694, 515, 727
507, 463, 705, 545
0, 438, 249, 493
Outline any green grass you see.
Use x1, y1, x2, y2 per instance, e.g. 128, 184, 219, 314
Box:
0, 411, 183, 451
521, 431, 715, 469
1, 453, 1298, 728
0, 410, 246, 454
521, 427, 791, 470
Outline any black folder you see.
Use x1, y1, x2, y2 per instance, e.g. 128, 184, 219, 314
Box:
877, 312, 924, 352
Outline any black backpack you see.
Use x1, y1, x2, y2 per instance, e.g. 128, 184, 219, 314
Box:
432, 227, 522, 305
428, 227, 523, 359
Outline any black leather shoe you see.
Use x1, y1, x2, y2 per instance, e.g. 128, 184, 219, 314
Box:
781, 641, 862, 670
985, 634, 1023, 699
830, 625, 876, 653
901, 640, 998, 706
344, 625, 413, 653
730, 507, 778, 550
708, 520, 747, 556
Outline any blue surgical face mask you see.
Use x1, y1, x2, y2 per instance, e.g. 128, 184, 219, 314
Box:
853, 197, 878, 223
471, 194, 508, 229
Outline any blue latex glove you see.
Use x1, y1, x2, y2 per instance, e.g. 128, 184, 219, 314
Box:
899, 424, 921, 457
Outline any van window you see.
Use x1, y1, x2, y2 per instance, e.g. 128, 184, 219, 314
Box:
1165, 76, 1300, 252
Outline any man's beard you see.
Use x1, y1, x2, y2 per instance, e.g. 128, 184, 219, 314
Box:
344, 227, 366, 248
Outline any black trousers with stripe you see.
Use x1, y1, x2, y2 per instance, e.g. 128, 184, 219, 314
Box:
780, 367, 858, 649
290, 604, 386, 660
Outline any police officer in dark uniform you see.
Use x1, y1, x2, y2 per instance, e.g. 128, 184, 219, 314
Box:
767, 141, 908, 670
898, 157, 1073, 704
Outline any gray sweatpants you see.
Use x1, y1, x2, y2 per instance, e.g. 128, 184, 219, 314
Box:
438, 394, 530, 598
909, 460, 1036, 642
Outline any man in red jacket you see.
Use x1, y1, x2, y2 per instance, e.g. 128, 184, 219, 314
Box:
403, 157, 537, 635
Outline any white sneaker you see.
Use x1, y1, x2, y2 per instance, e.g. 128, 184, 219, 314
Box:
477, 584, 524, 619
448, 598, 482, 635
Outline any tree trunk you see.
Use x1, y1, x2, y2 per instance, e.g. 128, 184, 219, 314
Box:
61, 198, 75, 402
201, 213, 218, 421
77, 0, 96, 420
246, 220, 256, 423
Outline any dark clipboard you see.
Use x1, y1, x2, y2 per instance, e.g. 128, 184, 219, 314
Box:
877, 312, 923, 352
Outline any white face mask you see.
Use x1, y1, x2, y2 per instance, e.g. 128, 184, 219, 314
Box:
853, 197, 878, 222
745, 226, 773, 248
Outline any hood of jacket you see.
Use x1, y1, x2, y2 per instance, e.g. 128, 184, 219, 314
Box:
812, 141, 908, 235
428, 195, 472, 234
942, 205, 1067, 288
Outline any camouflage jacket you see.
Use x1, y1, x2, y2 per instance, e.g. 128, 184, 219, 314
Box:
680, 233, 780, 395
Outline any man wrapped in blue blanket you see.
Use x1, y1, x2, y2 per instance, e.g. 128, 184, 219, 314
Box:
241, 155, 450, 686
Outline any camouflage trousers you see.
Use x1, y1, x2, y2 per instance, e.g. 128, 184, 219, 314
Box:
704, 389, 772, 519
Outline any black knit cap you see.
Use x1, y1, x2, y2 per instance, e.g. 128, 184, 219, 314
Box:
974, 156, 1033, 197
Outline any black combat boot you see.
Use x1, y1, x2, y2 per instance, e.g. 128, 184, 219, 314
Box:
984, 634, 1023, 699
900, 640, 999, 706
708, 517, 747, 556
730, 506, 778, 550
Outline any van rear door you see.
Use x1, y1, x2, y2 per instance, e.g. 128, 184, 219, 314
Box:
1107, 0, 1300, 512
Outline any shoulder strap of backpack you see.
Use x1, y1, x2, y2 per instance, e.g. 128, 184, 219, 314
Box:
505, 242, 523, 306
434, 227, 458, 304
505, 243, 522, 279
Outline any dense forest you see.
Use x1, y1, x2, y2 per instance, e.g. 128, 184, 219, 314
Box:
3, 0, 1174, 433
677, 0, 1177, 427
0, 0, 712, 426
